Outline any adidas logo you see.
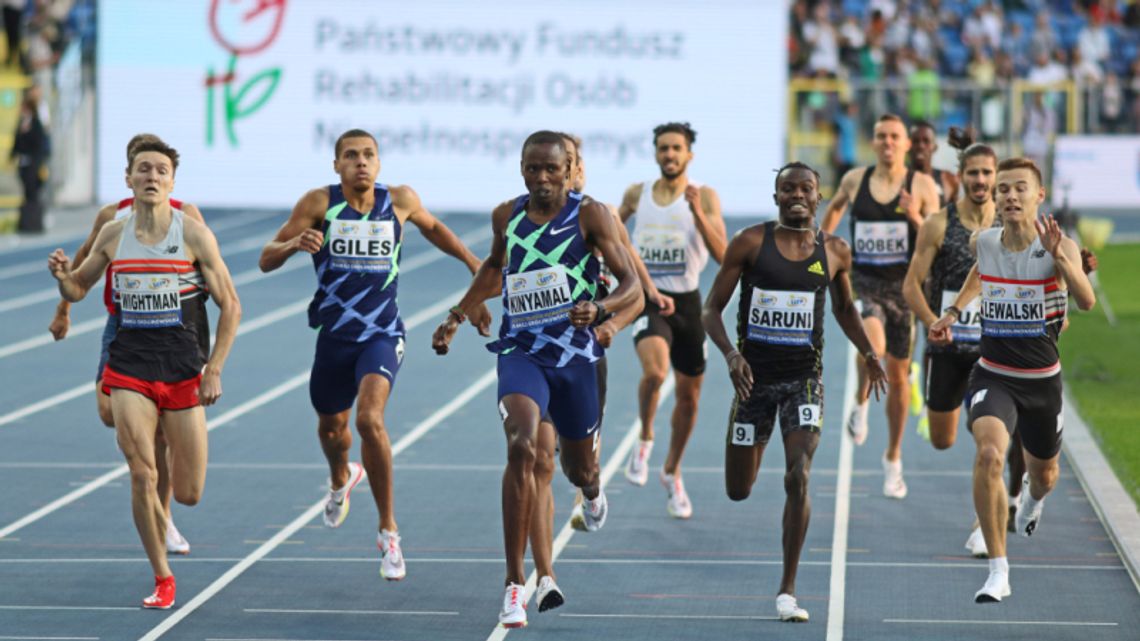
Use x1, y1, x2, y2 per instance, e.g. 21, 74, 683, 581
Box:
807, 261, 824, 275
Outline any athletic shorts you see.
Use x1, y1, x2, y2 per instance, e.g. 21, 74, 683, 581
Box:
101, 365, 201, 412
309, 332, 405, 415
498, 352, 599, 442
851, 271, 914, 360
631, 289, 707, 376
726, 375, 824, 448
924, 350, 978, 413
966, 366, 1064, 460
96, 314, 121, 383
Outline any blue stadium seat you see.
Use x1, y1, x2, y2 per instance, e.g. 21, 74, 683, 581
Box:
942, 42, 970, 76
842, 0, 868, 18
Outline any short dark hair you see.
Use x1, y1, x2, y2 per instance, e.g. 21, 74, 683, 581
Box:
909, 119, 936, 136
774, 161, 820, 191
126, 133, 163, 163
997, 157, 1043, 187
653, 122, 697, 148
521, 130, 569, 159
947, 126, 997, 173
128, 139, 180, 173
335, 129, 377, 158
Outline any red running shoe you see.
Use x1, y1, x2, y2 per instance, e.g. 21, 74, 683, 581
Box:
143, 575, 176, 609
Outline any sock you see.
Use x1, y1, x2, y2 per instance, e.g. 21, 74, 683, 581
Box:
989, 556, 1009, 575
1025, 493, 1045, 512
855, 401, 869, 425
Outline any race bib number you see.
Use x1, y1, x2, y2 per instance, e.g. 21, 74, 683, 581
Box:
853, 221, 908, 265
329, 220, 397, 273
798, 404, 821, 428
980, 280, 1045, 338
116, 273, 181, 329
747, 288, 815, 346
940, 290, 981, 343
637, 229, 687, 276
505, 265, 574, 330
731, 422, 755, 446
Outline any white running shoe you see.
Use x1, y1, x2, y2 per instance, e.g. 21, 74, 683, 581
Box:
378, 529, 406, 581
1015, 490, 1044, 537
881, 455, 907, 499
964, 526, 988, 558
581, 490, 608, 532
660, 470, 693, 519
498, 582, 528, 628
776, 593, 809, 622
974, 571, 1011, 603
845, 404, 868, 446
323, 462, 365, 528
535, 575, 565, 612
165, 519, 190, 555
624, 440, 653, 486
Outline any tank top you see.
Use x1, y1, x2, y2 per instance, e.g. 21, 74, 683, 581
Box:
632, 180, 709, 293
107, 210, 206, 382
926, 202, 991, 354
931, 168, 952, 206
308, 184, 404, 342
975, 228, 1067, 378
486, 192, 602, 368
736, 222, 830, 383
104, 197, 183, 314
849, 166, 917, 281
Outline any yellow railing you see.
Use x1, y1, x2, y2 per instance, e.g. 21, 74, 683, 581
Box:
0, 72, 32, 215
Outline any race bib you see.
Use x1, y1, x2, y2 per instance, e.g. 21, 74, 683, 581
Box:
116, 273, 181, 329
637, 229, 687, 276
746, 288, 815, 346
328, 220, 397, 273
940, 290, 982, 343
798, 404, 822, 428
731, 422, 755, 446
980, 281, 1045, 338
505, 265, 574, 330
853, 221, 908, 265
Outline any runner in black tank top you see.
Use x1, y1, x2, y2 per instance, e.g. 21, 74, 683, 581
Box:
704, 163, 886, 623
822, 114, 941, 501
909, 120, 961, 207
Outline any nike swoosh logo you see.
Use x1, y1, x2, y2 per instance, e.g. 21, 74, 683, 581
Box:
550, 225, 576, 236
380, 366, 393, 377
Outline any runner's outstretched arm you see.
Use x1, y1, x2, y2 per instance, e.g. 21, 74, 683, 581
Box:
827, 235, 887, 399
395, 185, 482, 275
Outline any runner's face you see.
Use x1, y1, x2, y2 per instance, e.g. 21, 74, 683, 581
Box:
872, 120, 910, 167
127, 152, 175, 206
334, 137, 380, 191
773, 168, 819, 226
994, 168, 1044, 223
655, 132, 692, 179
909, 126, 935, 167
521, 142, 570, 206
960, 156, 996, 206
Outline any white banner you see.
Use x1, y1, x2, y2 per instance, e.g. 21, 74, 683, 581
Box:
1053, 135, 1140, 209
96, 0, 786, 215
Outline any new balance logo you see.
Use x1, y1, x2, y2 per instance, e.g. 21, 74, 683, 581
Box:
550, 225, 576, 236
165, 245, 179, 254
1032, 249, 1047, 258
807, 260, 824, 275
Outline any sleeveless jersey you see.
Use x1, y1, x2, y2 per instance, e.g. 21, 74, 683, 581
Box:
736, 222, 830, 383
308, 184, 404, 342
632, 181, 709, 293
926, 202, 990, 354
931, 168, 952, 206
975, 228, 1067, 378
487, 192, 602, 368
104, 197, 183, 314
849, 166, 917, 281
107, 210, 206, 382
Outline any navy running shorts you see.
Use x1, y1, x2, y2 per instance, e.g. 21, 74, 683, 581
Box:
309, 331, 405, 415
497, 351, 600, 442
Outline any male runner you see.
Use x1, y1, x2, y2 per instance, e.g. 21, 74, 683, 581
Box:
432, 131, 641, 628
930, 158, 1095, 603
619, 122, 727, 519
48, 138, 240, 609
259, 129, 483, 581
822, 113, 941, 499
909, 120, 960, 207
703, 162, 886, 622
48, 133, 203, 555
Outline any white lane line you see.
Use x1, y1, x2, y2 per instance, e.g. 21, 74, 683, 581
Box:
883, 619, 1117, 626
0, 605, 133, 611
0, 384, 93, 428
0, 636, 100, 640
826, 342, 857, 641
486, 376, 676, 641
135, 368, 497, 641
559, 613, 777, 621
243, 609, 457, 616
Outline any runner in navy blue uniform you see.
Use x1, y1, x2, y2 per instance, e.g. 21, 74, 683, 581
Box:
704, 162, 886, 622
432, 131, 641, 628
259, 129, 484, 582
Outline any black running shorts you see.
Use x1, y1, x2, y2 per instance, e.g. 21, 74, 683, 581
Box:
852, 271, 913, 360
966, 366, 1064, 460
632, 289, 707, 377
924, 350, 978, 413
726, 375, 824, 448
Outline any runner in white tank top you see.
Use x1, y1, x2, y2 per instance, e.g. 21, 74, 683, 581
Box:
617, 122, 727, 518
